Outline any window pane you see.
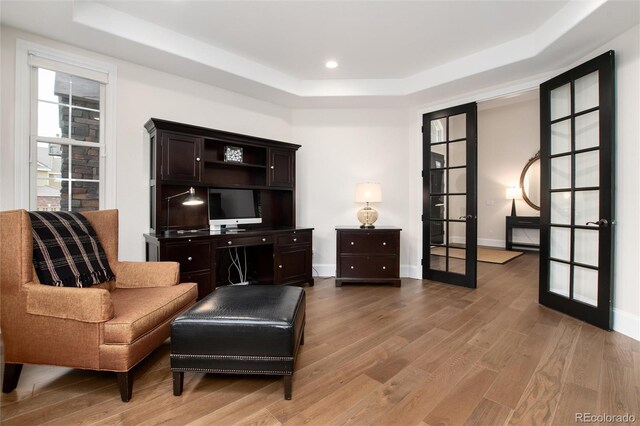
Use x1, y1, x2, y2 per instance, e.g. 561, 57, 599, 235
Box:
551, 83, 571, 120
575, 190, 599, 227
549, 261, 570, 297
38, 102, 68, 138
71, 181, 100, 211
71, 146, 100, 180
71, 75, 100, 107
38, 68, 70, 103
551, 119, 571, 155
431, 144, 446, 168
574, 229, 599, 267
551, 192, 571, 225
448, 195, 466, 220
449, 221, 465, 248
430, 170, 445, 194
449, 113, 466, 140
36, 143, 64, 211
449, 168, 466, 194
431, 118, 447, 143
550, 226, 571, 261
551, 155, 571, 189
449, 141, 465, 168
575, 151, 599, 188
70, 109, 100, 142
575, 111, 599, 150
431, 196, 445, 219
430, 221, 445, 245
574, 71, 599, 113
573, 266, 598, 307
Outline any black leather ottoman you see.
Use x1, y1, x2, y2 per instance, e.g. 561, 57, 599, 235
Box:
170, 285, 306, 399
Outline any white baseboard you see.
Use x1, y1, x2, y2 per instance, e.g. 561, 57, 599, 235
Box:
312, 264, 335, 277
313, 264, 421, 279
477, 238, 505, 248
612, 308, 640, 341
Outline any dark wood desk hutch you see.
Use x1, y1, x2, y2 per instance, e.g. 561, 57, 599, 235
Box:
143, 119, 313, 299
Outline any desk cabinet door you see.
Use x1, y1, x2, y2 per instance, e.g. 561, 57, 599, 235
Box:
161, 132, 202, 182
268, 149, 294, 188
275, 244, 311, 284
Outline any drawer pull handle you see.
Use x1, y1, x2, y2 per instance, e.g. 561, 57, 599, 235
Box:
279, 264, 283, 269
293, 238, 297, 242
196, 157, 201, 162
227, 241, 232, 245
382, 266, 386, 270
383, 242, 387, 246
350, 242, 355, 245
188, 239, 191, 242
262, 238, 266, 242
187, 257, 193, 261
270, 165, 275, 170
350, 266, 354, 269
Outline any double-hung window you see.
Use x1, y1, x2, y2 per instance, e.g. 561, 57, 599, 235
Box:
16, 41, 116, 211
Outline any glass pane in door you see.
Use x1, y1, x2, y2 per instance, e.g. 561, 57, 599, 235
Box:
574, 71, 599, 112
449, 113, 466, 140
549, 261, 570, 297
551, 192, 571, 225
431, 119, 447, 143
551, 119, 571, 155
575, 112, 599, 150
573, 266, 598, 306
550, 83, 571, 120
575, 151, 599, 188
550, 227, 571, 261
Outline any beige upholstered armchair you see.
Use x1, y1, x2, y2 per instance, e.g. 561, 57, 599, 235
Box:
0, 209, 198, 401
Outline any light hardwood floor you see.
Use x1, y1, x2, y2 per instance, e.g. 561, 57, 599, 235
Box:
1, 253, 639, 425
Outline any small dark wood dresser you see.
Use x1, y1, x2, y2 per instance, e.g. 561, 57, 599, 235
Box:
335, 227, 401, 287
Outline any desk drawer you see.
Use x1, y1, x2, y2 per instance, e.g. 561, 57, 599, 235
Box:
339, 232, 398, 254
220, 235, 274, 248
339, 255, 398, 279
276, 230, 311, 246
166, 241, 210, 273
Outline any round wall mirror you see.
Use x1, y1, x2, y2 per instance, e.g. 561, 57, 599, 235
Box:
520, 152, 540, 211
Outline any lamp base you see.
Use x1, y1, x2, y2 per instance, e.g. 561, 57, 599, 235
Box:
357, 206, 379, 228
510, 199, 517, 217
360, 224, 375, 229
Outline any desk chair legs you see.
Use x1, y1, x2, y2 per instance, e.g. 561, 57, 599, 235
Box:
2, 363, 23, 393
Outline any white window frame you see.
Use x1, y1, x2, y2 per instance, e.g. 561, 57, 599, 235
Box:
15, 39, 117, 210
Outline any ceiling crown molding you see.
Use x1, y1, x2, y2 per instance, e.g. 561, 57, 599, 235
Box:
71, 0, 607, 100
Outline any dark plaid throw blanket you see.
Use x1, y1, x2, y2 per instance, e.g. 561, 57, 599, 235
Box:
29, 211, 115, 287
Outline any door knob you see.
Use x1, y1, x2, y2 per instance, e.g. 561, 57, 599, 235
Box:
459, 215, 474, 220
586, 219, 609, 227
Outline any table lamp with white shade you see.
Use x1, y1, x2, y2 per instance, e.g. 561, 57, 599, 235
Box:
506, 186, 523, 217
355, 183, 382, 228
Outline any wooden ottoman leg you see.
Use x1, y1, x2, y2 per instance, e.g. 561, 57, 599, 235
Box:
173, 372, 184, 396
283, 375, 292, 400
2, 363, 23, 393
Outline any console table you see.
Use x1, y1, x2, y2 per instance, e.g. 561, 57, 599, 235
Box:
145, 228, 314, 299
505, 216, 540, 251
335, 227, 401, 287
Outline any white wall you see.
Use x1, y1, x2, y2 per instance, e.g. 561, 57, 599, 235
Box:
477, 95, 540, 248
590, 26, 640, 339
292, 108, 414, 276
0, 26, 293, 261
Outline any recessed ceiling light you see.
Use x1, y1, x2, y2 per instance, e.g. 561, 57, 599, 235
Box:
325, 60, 338, 69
